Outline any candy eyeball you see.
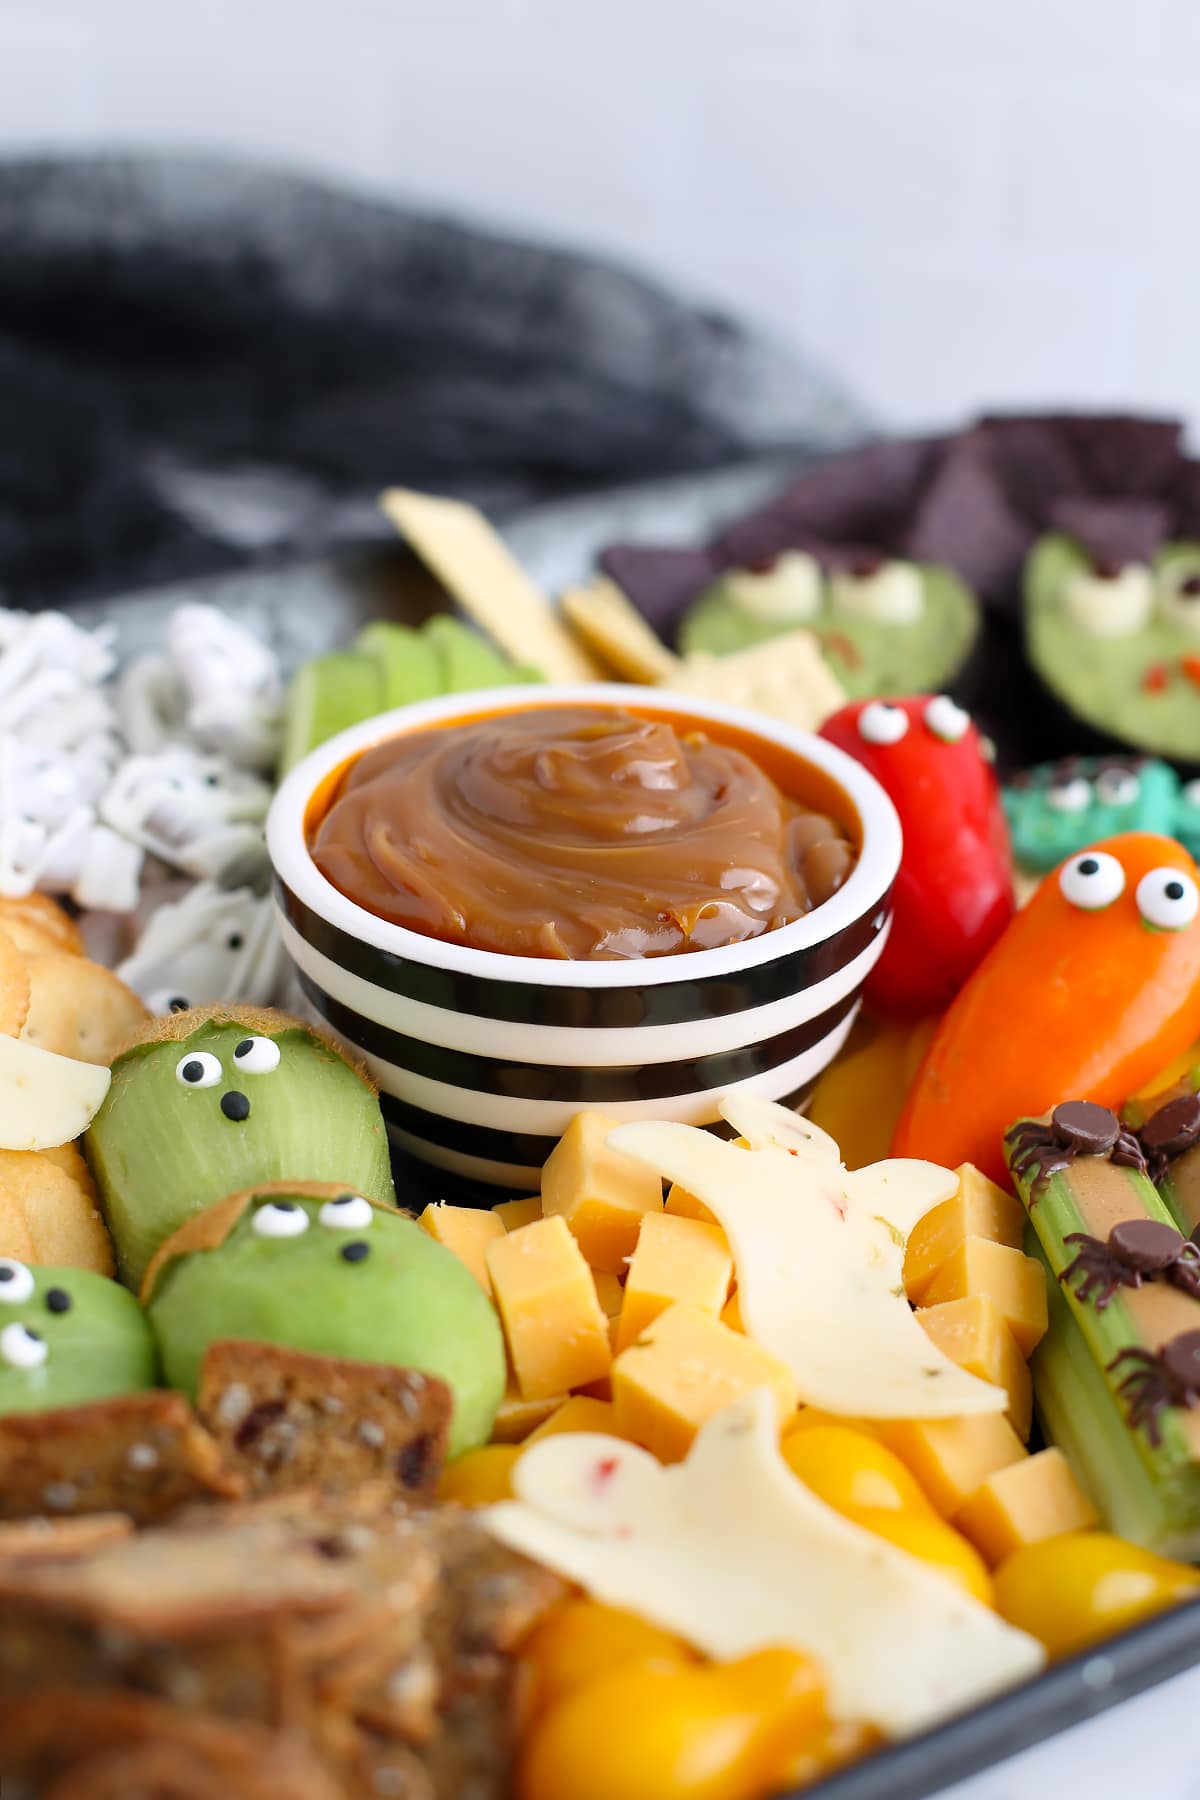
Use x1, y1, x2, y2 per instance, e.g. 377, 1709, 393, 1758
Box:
318, 1194, 374, 1231
1094, 768, 1140, 808
1047, 778, 1092, 814
0, 1259, 35, 1304
858, 702, 909, 746
149, 989, 193, 1016
251, 1200, 310, 1239
1184, 780, 1200, 809
1136, 868, 1200, 932
231, 1036, 281, 1076
1059, 851, 1126, 910
1, 1321, 46, 1370
924, 696, 970, 743
176, 1051, 222, 1089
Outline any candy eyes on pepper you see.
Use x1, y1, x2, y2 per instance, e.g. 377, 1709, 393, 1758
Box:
894, 832, 1200, 1183
821, 694, 1015, 1016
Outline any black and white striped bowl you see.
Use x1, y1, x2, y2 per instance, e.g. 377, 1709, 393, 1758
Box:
268, 685, 902, 1195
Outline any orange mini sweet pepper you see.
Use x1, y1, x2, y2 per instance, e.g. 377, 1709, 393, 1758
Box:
893, 833, 1200, 1183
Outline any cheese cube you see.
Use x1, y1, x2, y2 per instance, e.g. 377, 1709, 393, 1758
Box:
613, 1302, 798, 1463
921, 1239, 1048, 1356
903, 1166, 1025, 1303
720, 1289, 744, 1333
881, 1415, 1027, 1519
526, 1395, 622, 1443
593, 1270, 625, 1318
955, 1448, 1099, 1566
491, 1377, 566, 1443
918, 1296, 1033, 1440
495, 1196, 543, 1232
418, 1201, 504, 1295
665, 1181, 719, 1228
616, 1213, 733, 1352
541, 1111, 664, 1273
487, 1217, 612, 1400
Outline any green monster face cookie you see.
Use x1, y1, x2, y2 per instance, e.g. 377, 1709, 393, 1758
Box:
678, 555, 979, 698
145, 1184, 504, 1456
0, 1259, 158, 1416
1025, 533, 1200, 760
1004, 755, 1200, 875
86, 1007, 397, 1291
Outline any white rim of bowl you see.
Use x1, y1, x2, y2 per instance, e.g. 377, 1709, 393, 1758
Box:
267, 682, 903, 990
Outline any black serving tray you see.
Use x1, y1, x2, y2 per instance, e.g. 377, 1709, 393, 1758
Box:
78, 461, 1200, 1798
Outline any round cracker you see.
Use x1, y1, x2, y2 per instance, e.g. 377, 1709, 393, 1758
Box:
0, 892, 85, 957
20, 954, 149, 1067
0, 1147, 114, 1275
0, 1183, 37, 1262
39, 1140, 99, 1202
0, 928, 30, 1038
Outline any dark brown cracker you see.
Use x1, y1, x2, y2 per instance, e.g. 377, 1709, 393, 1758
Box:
198, 1340, 452, 1501
0, 1390, 240, 1525
0, 1690, 344, 1800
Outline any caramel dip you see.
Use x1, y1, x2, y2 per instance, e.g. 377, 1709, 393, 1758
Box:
310, 705, 857, 961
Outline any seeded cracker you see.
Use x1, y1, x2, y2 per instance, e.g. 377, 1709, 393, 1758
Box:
198, 1339, 453, 1500
0, 892, 86, 959
0, 926, 30, 1037
380, 487, 606, 682
0, 1390, 239, 1525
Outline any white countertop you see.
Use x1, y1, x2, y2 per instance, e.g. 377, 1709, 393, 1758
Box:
935, 1666, 1196, 1798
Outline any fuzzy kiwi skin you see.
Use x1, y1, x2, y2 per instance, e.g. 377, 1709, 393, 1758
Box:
147, 1193, 504, 1456
86, 1019, 396, 1291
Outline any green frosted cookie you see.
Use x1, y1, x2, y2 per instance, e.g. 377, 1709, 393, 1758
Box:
1025, 533, 1200, 760
145, 1183, 504, 1456
678, 557, 979, 698
86, 1005, 396, 1291
1004, 754, 1200, 874
0, 1259, 158, 1416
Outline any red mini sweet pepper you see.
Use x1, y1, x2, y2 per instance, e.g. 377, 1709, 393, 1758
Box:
820, 696, 1015, 1016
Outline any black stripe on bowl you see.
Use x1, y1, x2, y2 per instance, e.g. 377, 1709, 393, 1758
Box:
389, 1079, 820, 1191
301, 971, 859, 1104
277, 877, 889, 1029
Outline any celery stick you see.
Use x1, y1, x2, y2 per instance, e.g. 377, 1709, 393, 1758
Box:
1030, 1235, 1200, 1558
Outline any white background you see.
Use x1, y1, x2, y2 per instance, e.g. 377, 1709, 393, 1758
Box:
1, 1, 1197, 1792
2, 0, 1198, 435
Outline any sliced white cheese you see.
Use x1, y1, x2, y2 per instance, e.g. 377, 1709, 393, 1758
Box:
726, 551, 823, 623
488, 1392, 1045, 1737
0, 1032, 110, 1150
830, 561, 924, 624
609, 1113, 1005, 1418
1062, 567, 1153, 638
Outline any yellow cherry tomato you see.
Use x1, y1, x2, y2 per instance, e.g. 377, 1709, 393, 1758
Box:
520, 1598, 696, 1721
783, 1408, 882, 1441
851, 1508, 993, 1607
773, 1718, 883, 1789
994, 1531, 1200, 1659
438, 1443, 522, 1506
780, 1424, 936, 1516
519, 1650, 826, 1800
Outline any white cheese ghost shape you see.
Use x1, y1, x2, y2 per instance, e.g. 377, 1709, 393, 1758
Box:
487, 1392, 1044, 1737
609, 1097, 1008, 1419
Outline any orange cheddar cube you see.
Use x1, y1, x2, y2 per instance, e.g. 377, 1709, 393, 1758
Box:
616, 1213, 733, 1352
921, 1238, 1048, 1357
526, 1395, 622, 1443
665, 1181, 719, 1228
418, 1201, 504, 1296
918, 1296, 1033, 1440
903, 1166, 1025, 1303
881, 1414, 1027, 1519
487, 1217, 612, 1400
956, 1448, 1099, 1567
613, 1302, 798, 1463
491, 1378, 566, 1443
494, 1196, 543, 1232
592, 1270, 624, 1318
541, 1112, 663, 1273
